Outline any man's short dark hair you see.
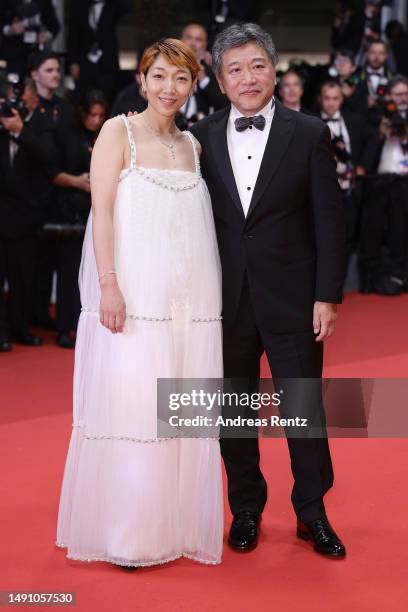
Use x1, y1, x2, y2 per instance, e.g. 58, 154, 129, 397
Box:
366, 39, 388, 52
28, 51, 60, 73
319, 80, 343, 96
335, 48, 356, 63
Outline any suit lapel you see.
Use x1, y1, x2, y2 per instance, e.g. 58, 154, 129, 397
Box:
209, 108, 244, 218
246, 99, 296, 220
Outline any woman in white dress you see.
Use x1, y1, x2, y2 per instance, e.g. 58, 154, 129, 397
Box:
56, 39, 224, 568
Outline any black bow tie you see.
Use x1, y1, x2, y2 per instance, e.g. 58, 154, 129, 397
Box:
234, 115, 266, 132
323, 116, 340, 122
368, 71, 382, 78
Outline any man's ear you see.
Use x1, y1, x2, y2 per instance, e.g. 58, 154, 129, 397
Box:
216, 74, 225, 95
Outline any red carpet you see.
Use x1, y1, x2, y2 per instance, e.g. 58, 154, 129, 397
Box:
1, 293, 408, 611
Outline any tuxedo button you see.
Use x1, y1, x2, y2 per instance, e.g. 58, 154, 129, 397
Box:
248, 156, 252, 159
247, 186, 251, 191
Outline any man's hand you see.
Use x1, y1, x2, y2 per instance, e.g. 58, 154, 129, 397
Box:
38, 31, 51, 45
313, 301, 337, 342
367, 95, 377, 109
0, 108, 24, 134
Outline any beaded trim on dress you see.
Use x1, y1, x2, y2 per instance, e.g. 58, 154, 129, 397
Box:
81, 307, 222, 322
118, 114, 202, 191
55, 542, 221, 567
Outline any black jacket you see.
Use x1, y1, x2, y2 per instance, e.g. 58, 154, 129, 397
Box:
0, 112, 55, 238
68, 0, 132, 71
0, 0, 60, 71
191, 100, 346, 333
52, 124, 96, 225
340, 108, 379, 172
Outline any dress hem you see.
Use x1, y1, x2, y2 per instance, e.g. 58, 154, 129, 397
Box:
55, 542, 221, 567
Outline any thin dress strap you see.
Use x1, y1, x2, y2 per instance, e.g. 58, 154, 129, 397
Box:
184, 131, 200, 174
120, 114, 136, 170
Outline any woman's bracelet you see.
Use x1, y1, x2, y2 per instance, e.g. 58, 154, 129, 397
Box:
98, 270, 117, 281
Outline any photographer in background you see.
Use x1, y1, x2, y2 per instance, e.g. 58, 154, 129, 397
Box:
28, 51, 76, 332
359, 75, 408, 295
0, 0, 60, 76
180, 22, 227, 127
355, 39, 393, 127
49, 89, 108, 349
278, 69, 307, 113
0, 76, 54, 351
68, 0, 132, 104
319, 80, 379, 271
328, 49, 366, 114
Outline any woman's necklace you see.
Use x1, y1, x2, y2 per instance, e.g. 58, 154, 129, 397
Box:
143, 119, 177, 161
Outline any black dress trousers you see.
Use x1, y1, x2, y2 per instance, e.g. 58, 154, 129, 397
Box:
221, 274, 334, 523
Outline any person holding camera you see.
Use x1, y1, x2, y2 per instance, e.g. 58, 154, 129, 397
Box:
27, 51, 77, 333
359, 75, 408, 295
355, 39, 393, 127
0, 77, 55, 351
319, 80, 379, 270
48, 89, 108, 349
0, 0, 60, 76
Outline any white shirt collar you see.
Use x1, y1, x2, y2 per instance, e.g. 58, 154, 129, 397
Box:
229, 97, 275, 123
367, 65, 384, 75
321, 110, 341, 121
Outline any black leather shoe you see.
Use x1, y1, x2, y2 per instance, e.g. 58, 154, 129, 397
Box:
13, 332, 43, 346
114, 564, 138, 571
297, 517, 346, 558
57, 333, 75, 349
228, 511, 260, 552
0, 335, 12, 352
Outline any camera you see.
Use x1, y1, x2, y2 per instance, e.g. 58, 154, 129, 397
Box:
344, 73, 360, 88
380, 100, 408, 140
331, 135, 352, 165
0, 71, 27, 119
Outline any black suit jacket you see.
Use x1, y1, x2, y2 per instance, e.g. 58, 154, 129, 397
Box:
191, 99, 346, 333
339, 109, 379, 171
0, 0, 60, 69
68, 0, 132, 71
0, 113, 55, 238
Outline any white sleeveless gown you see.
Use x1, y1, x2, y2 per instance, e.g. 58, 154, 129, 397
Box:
56, 115, 224, 567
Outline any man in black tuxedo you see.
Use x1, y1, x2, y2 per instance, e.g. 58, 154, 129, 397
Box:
318, 80, 379, 264
192, 23, 347, 558
181, 22, 227, 121
0, 77, 54, 350
0, 0, 60, 76
68, 0, 132, 103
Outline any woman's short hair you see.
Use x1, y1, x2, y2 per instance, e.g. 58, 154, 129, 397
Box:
139, 38, 200, 80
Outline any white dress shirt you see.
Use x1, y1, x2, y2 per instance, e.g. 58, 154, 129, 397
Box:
227, 98, 275, 216
321, 110, 352, 190
366, 65, 386, 96
321, 110, 351, 153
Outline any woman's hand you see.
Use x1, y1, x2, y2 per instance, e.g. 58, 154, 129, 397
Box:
99, 277, 126, 333
74, 173, 91, 192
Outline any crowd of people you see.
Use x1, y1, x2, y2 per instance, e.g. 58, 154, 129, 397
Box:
0, 0, 407, 353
